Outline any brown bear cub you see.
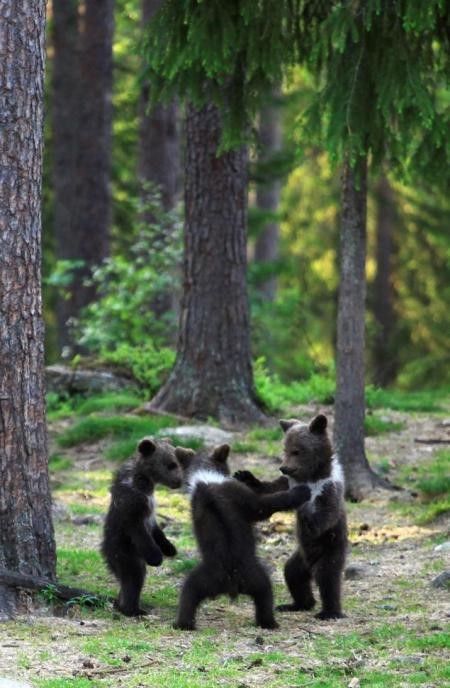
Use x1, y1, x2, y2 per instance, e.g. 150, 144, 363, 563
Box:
101, 437, 194, 617
173, 443, 312, 631
235, 414, 348, 620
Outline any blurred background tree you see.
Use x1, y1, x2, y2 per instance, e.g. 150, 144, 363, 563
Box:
41, 1, 450, 441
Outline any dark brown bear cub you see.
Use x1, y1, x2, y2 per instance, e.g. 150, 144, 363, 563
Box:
173, 444, 312, 631
235, 414, 347, 620
101, 437, 194, 617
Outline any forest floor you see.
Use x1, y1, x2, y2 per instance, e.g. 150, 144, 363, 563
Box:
0, 396, 449, 688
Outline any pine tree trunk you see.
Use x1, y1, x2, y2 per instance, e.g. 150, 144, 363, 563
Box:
138, 0, 179, 317
52, 0, 80, 354
254, 92, 282, 301
150, 103, 266, 426
334, 157, 386, 500
0, 0, 56, 619
372, 175, 398, 387
139, 0, 178, 213
56, 0, 113, 355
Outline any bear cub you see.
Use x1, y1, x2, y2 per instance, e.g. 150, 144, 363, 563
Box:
235, 414, 348, 620
173, 443, 312, 631
101, 437, 194, 616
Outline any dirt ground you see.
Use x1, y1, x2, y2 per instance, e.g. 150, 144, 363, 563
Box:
0, 405, 449, 687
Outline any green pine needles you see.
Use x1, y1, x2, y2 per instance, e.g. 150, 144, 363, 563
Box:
142, 0, 449, 173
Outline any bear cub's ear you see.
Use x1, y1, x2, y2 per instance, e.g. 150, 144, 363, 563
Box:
309, 414, 328, 434
138, 437, 156, 456
212, 444, 230, 463
279, 419, 299, 433
175, 447, 196, 467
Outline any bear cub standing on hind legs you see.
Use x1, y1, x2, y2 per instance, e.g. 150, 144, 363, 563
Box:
235, 414, 348, 620
101, 437, 195, 617
173, 443, 312, 631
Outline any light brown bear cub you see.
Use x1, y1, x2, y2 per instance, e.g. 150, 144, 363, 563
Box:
235, 414, 348, 619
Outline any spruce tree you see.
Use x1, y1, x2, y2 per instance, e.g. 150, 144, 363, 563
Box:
144, 1, 449, 489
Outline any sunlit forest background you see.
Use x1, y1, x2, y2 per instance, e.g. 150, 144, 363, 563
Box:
42, 0, 449, 403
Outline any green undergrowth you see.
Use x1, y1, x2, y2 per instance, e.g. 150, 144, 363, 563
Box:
47, 391, 144, 421
254, 360, 448, 413
390, 449, 450, 524
57, 414, 201, 450
364, 414, 405, 436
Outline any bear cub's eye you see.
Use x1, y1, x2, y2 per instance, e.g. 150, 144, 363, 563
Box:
290, 450, 300, 456
167, 462, 178, 471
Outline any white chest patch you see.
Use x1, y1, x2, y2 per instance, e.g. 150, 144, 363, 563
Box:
290, 455, 344, 510
145, 494, 156, 528
187, 469, 231, 498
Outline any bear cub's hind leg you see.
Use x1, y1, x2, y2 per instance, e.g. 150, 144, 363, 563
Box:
277, 549, 316, 613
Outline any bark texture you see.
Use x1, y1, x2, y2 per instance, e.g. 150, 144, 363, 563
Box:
150, 103, 265, 426
372, 175, 398, 387
138, 0, 179, 317
0, 0, 56, 618
52, 0, 80, 352
138, 0, 178, 213
52, 0, 114, 354
334, 157, 386, 500
254, 93, 282, 301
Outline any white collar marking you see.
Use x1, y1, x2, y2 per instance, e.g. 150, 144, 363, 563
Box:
187, 468, 231, 496
288, 455, 344, 501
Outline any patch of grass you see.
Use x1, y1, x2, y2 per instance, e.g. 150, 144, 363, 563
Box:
406, 631, 450, 650
366, 386, 447, 412
68, 503, 105, 516
105, 434, 204, 462
248, 427, 283, 441
49, 454, 73, 471
391, 449, 450, 524
57, 414, 177, 448
232, 441, 259, 453
365, 414, 405, 436
168, 556, 199, 574
415, 450, 450, 496
76, 392, 143, 415
37, 681, 102, 688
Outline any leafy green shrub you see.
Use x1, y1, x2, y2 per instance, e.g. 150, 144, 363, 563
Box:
254, 357, 335, 412
98, 342, 175, 394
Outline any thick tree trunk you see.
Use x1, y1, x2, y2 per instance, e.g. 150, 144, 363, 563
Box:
254, 92, 282, 301
54, 0, 114, 355
150, 103, 266, 426
52, 0, 80, 354
139, 0, 178, 214
334, 157, 388, 500
372, 175, 398, 387
0, 0, 56, 619
138, 0, 179, 317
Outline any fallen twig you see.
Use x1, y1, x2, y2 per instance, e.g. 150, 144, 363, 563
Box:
414, 438, 450, 445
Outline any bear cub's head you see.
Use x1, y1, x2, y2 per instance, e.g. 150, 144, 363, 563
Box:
174, 444, 231, 486
279, 414, 333, 484
136, 437, 195, 490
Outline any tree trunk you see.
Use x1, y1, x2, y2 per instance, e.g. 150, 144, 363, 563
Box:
334, 157, 387, 500
51, 0, 80, 354
254, 91, 282, 301
372, 175, 398, 387
0, 0, 56, 619
55, 0, 114, 355
139, 0, 179, 213
138, 0, 179, 317
150, 103, 266, 427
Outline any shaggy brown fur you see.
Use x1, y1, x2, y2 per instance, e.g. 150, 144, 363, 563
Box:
235, 414, 348, 620
174, 444, 312, 630
101, 438, 194, 616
